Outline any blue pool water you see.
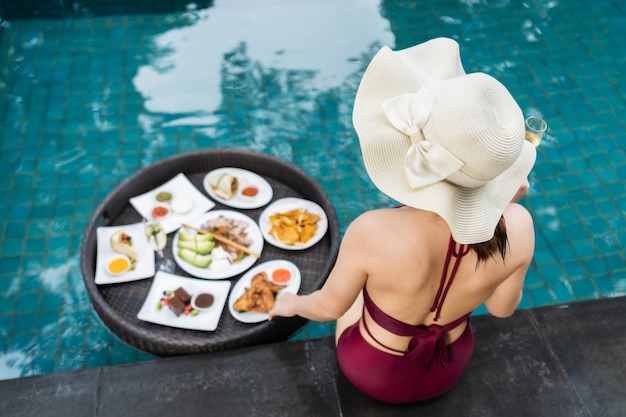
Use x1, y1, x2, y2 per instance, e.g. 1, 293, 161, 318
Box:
0, 0, 625, 380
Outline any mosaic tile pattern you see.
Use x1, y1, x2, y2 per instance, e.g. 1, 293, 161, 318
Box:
0, 0, 625, 378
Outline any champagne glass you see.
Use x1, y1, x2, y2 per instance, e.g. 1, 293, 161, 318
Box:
143, 219, 175, 273
525, 116, 547, 147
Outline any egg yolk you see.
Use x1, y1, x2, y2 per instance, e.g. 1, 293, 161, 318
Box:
108, 257, 130, 274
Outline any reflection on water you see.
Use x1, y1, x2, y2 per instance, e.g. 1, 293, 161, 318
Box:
132, 0, 394, 125
40, 255, 79, 292
0, 351, 33, 380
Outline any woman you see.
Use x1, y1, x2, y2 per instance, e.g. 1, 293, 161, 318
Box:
269, 37, 536, 403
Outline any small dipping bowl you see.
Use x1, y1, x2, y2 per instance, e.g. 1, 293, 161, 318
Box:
151, 205, 170, 220
171, 197, 194, 214
106, 256, 131, 276
191, 292, 215, 311
270, 268, 292, 285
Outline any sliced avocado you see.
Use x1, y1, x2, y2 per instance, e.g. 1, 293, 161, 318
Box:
177, 240, 197, 251
177, 239, 215, 255
178, 230, 213, 242
195, 240, 215, 255
178, 248, 197, 263
192, 253, 211, 268
178, 248, 211, 268
178, 231, 197, 241
193, 234, 213, 242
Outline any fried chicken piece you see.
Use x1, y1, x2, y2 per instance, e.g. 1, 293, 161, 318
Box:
233, 289, 257, 312
234, 272, 287, 313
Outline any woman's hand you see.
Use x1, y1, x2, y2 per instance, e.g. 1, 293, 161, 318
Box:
268, 292, 300, 320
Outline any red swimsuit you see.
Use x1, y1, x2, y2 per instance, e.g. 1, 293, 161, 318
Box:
336, 236, 475, 403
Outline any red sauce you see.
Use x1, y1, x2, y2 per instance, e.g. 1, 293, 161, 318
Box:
272, 269, 291, 284
151, 206, 169, 218
241, 186, 259, 197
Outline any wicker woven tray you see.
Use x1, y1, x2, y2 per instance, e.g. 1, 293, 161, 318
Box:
81, 149, 340, 356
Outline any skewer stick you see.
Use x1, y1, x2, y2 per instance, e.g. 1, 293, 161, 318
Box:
181, 223, 261, 259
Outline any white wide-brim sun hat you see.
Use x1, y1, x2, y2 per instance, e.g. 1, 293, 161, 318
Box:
353, 37, 536, 244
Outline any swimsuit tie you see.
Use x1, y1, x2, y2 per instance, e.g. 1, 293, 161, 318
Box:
362, 287, 470, 371
405, 324, 448, 371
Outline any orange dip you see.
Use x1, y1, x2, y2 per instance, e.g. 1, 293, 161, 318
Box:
272, 269, 291, 283
241, 186, 259, 197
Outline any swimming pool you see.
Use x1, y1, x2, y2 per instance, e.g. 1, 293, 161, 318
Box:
0, 0, 624, 380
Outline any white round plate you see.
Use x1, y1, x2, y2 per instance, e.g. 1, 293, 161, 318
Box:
172, 210, 263, 279
203, 167, 273, 209
228, 260, 301, 323
258, 197, 328, 250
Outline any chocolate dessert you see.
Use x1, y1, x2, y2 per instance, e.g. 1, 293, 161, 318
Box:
168, 296, 186, 317
173, 287, 191, 305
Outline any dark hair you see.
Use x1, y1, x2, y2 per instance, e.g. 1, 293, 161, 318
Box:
469, 216, 508, 263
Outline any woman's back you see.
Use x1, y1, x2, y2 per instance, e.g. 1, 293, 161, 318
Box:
355, 204, 533, 350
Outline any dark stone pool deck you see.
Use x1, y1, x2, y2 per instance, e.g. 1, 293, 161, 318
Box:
1, 296, 624, 417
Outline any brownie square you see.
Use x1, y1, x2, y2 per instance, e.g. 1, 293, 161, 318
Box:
168, 296, 186, 317
173, 287, 191, 305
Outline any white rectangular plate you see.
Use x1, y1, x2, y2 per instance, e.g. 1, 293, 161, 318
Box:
95, 222, 155, 284
137, 272, 231, 331
130, 173, 216, 234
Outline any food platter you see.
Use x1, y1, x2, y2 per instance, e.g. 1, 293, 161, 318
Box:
95, 222, 155, 284
129, 173, 216, 234
137, 271, 231, 331
203, 167, 273, 209
172, 210, 264, 279
82, 149, 340, 356
228, 260, 301, 323
258, 197, 329, 250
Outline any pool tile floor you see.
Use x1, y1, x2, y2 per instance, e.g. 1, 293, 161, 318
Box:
2, 296, 625, 417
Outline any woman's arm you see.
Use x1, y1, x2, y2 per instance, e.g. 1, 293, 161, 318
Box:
483, 203, 535, 317
269, 214, 371, 321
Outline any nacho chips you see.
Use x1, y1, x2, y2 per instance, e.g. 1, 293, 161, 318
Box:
268, 208, 320, 245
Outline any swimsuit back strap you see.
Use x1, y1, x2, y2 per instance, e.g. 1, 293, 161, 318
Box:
363, 288, 431, 337
430, 235, 471, 321
361, 304, 406, 354
362, 289, 471, 370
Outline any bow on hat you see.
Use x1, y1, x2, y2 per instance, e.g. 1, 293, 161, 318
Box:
382, 82, 464, 189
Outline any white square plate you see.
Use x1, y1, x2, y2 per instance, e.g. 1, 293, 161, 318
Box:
130, 173, 215, 234
95, 222, 155, 284
137, 271, 231, 331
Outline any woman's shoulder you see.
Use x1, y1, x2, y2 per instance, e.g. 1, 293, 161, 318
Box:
353, 207, 396, 222
502, 203, 535, 260
350, 206, 415, 230
346, 207, 437, 246
503, 203, 533, 228
341, 208, 400, 240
